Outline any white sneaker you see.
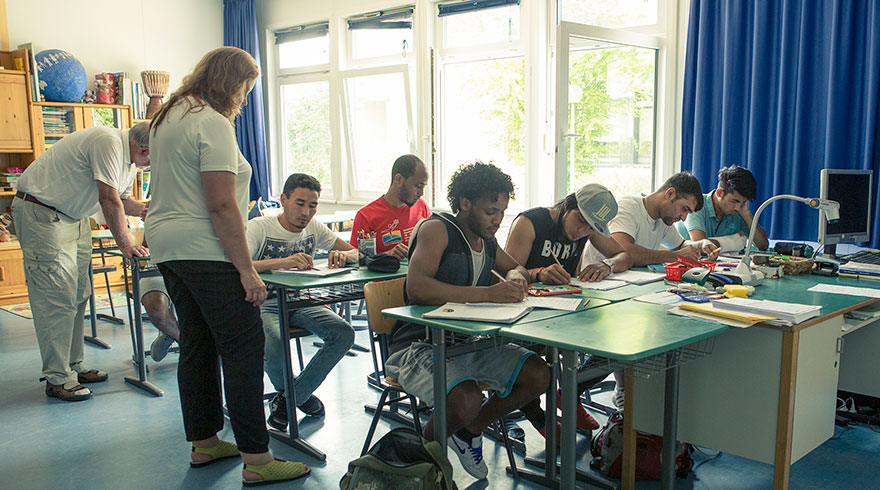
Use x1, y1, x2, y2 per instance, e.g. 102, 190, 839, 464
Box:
150, 333, 175, 362
613, 385, 625, 411
448, 433, 488, 480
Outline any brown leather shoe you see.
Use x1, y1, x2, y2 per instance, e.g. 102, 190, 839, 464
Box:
46, 381, 92, 402
77, 369, 109, 383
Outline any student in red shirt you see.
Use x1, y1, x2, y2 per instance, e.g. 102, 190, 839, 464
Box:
350, 154, 430, 258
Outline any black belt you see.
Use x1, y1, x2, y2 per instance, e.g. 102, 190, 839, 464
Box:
15, 191, 69, 217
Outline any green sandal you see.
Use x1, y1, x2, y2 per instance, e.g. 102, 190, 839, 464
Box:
190, 441, 240, 468
242, 459, 310, 486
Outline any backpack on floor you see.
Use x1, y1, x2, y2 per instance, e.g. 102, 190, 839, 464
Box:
590, 412, 693, 480
340, 427, 458, 490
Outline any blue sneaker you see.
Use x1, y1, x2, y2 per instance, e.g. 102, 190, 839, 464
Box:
448, 433, 488, 480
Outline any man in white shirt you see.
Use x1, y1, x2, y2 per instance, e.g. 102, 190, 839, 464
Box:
581, 171, 717, 409
246, 173, 359, 431
12, 123, 151, 402
582, 171, 719, 268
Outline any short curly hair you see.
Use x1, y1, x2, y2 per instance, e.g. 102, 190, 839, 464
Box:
447, 161, 515, 213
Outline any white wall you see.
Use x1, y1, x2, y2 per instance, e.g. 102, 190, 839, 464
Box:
6, 0, 223, 99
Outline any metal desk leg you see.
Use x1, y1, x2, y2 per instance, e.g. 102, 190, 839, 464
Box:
268, 286, 326, 461
84, 261, 111, 349
124, 262, 163, 397
432, 327, 447, 451
560, 348, 578, 490
661, 364, 680, 490
517, 347, 562, 488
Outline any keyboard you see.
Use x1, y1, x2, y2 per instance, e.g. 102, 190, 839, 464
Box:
844, 250, 880, 265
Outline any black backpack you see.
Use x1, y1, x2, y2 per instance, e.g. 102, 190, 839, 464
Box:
340, 428, 457, 490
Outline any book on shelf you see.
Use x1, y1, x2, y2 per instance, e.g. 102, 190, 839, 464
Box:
16, 42, 41, 102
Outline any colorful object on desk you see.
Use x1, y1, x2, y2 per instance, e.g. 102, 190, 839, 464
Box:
528, 284, 582, 296
722, 284, 753, 298
675, 290, 711, 303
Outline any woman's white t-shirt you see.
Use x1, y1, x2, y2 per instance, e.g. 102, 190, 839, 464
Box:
146, 98, 252, 263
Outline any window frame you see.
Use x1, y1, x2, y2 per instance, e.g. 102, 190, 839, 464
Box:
552, 21, 665, 201
432, 0, 534, 212
339, 64, 417, 201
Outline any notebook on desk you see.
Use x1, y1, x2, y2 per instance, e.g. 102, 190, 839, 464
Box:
270, 261, 354, 277
423, 303, 531, 323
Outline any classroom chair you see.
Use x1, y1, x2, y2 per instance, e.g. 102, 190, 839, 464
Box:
360, 278, 519, 477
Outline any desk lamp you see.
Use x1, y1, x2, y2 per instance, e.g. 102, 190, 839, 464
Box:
732, 195, 840, 285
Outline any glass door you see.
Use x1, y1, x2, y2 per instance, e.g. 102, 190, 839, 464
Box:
555, 22, 662, 200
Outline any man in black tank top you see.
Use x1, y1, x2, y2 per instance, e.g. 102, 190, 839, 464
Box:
504, 184, 632, 437
385, 162, 549, 481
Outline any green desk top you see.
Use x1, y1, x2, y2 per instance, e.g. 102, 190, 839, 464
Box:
499, 300, 728, 361
260, 265, 407, 290
747, 273, 879, 318
531, 268, 668, 303
381, 297, 611, 336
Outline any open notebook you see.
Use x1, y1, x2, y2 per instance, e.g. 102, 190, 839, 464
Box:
423, 296, 584, 323
270, 260, 354, 277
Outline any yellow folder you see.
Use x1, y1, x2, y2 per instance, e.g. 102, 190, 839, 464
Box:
677, 303, 778, 322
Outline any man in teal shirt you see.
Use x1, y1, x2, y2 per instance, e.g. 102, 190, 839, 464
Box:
678, 165, 769, 252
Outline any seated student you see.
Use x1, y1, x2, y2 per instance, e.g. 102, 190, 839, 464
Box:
350, 154, 430, 259
581, 172, 717, 409
582, 171, 719, 268
676, 165, 769, 252
141, 277, 180, 362
246, 173, 359, 431
385, 161, 550, 481
504, 183, 632, 437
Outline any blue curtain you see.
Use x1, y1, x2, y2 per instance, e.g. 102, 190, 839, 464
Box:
224, 0, 270, 201
681, 0, 880, 248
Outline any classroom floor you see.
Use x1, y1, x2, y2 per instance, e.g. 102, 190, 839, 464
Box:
1, 306, 879, 490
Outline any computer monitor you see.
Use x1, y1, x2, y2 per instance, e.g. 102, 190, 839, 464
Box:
818, 169, 873, 255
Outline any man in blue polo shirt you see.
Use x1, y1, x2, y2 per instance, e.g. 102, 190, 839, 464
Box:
678, 165, 769, 252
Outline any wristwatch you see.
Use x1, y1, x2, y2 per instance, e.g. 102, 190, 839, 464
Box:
601, 258, 615, 274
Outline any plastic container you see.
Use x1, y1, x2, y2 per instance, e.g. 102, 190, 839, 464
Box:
664, 260, 716, 281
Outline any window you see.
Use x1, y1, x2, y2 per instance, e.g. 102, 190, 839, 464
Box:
347, 7, 414, 61
559, 0, 661, 31
276, 22, 330, 70
342, 69, 414, 197
278, 80, 332, 188
272, 10, 416, 201
435, 0, 527, 212
440, 1, 521, 48
555, 22, 663, 201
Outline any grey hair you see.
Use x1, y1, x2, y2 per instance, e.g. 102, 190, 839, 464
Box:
129, 122, 150, 147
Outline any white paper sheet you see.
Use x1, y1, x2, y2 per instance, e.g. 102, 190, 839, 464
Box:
607, 270, 665, 285
808, 283, 880, 299
571, 278, 627, 291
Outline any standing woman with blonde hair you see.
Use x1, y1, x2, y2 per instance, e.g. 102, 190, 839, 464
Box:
145, 47, 308, 485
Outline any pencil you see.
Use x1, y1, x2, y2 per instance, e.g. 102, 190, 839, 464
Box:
549, 249, 563, 267
491, 270, 507, 282
711, 247, 721, 254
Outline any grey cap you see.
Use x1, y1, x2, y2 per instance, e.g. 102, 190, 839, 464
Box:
575, 183, 618, 238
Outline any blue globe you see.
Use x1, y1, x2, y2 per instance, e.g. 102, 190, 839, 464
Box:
35, 49, 87, 103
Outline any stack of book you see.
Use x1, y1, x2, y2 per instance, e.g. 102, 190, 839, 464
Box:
712, 297, 822, 324
0, 173, 21, 193
98, 72, 147, 117
838, 261, 880, 280
42, 107, 74, 150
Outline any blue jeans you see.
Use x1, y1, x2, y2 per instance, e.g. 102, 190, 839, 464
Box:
262, 304, 355, 404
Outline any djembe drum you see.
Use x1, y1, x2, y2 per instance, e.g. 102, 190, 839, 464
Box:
141, 70, 170, 119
